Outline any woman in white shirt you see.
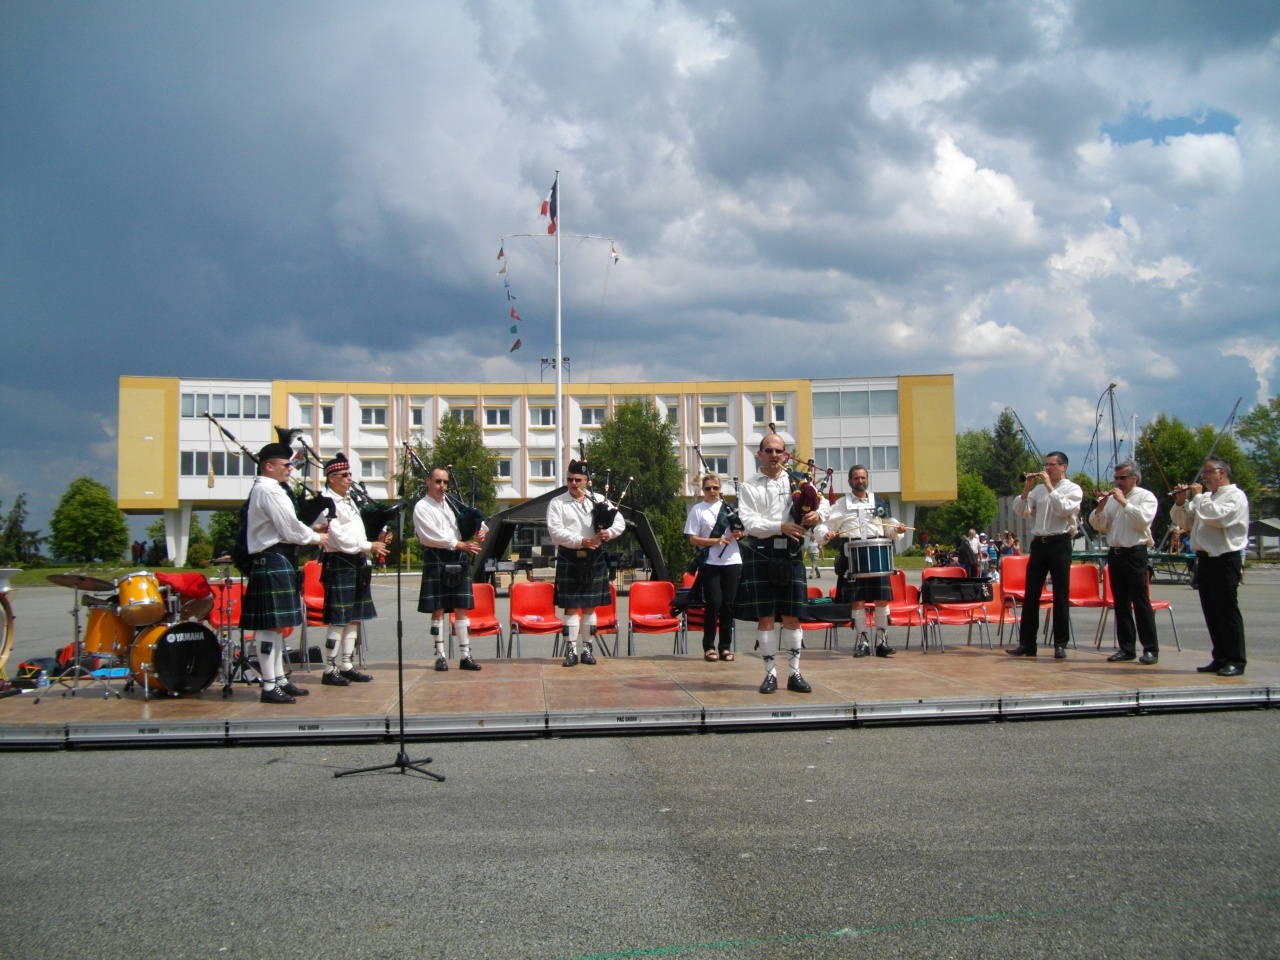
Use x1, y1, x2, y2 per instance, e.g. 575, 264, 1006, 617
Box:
683, 473, 744, 661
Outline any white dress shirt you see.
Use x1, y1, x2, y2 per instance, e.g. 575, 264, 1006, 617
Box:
1013, 478, 1083, 537
546, 490, 626, 548
414, 494, 488, 550
1091, 486, 1157, 548
815, 492, 906, 548
736, 471, 794, 539
1171, 484, 1249, 556
684, 499, 742, 565
246, 476, 323, 554
323, 494, 373, 556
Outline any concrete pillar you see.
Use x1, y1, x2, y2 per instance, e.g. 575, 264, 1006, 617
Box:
164, 503, 193, 566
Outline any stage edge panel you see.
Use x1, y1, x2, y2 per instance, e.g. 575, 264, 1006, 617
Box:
855, 696, 1001, 723
547, 705, 703, 733
403, 711, 548, 737
703, 702, 856, 728
0, 723, 66, 746
67, 719, 228, 746
1136, 684, 1271, 711
1001, 689, 1139, 718
227, 715, 388, 741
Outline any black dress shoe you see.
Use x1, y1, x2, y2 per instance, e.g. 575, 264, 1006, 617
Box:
279, 681, 310, 696
787, 673, 812, 693
259, 686, 295, 704
562, 651, 579, 667
1106, 651, 1136, 662
1054, 646, 1067, 659
321, 671, 350, 686
435, 657, 450, 672
1138, 651, 1159, 665
340, 667, 373, 682
459, 656, 482, 671
579, 648, 597, 666
874, 643, 895, 658
1196, 661, 1225, 673
1217, 664, 1245, 677
759, 674, 778, 694
1006, 647, 1036, 657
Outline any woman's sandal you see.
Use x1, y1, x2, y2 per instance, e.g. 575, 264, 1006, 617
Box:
704, 649, 719, 661
720, 651, 735, 661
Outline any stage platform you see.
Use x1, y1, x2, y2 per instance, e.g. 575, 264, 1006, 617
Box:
1, 642, 1274, 748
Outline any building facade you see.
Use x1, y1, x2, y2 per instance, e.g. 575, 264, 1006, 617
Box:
118, 375, 956, 564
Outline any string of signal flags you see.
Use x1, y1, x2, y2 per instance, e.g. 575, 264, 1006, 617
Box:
496, 176, 620, 353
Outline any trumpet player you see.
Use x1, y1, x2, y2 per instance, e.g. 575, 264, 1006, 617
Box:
1090, 460, 1159, 664
1171, 457, 1249, 677
1007, 451, 1082, 660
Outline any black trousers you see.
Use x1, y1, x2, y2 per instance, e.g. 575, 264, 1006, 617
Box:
1107, 546, 1158, 655
1195, 551, 1246, 667
699, 563, 740, 653
1019, 535, 1072, 649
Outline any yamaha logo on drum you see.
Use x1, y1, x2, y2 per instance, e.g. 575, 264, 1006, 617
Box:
169, 629, 206, 643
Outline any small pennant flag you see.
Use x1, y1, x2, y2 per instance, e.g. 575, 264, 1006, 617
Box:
611, 244, 619, 264
540, 179, 558, 235
506, 289, 515, 300
510, 337, 522, 352
496, 244, 504, 260
509, 324, 518, 334
498, 261, 507, 275
510, 306, 521, 321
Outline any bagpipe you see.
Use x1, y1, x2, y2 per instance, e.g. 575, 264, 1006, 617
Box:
401, 443, 485, 542
779, 449, 832, 526
577, 439, 632, 534
693, 443, 744, 557
295, 435, 403, 540
203, 415, 337, 526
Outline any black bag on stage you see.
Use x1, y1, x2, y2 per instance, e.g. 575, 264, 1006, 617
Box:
921, 577, 992, 604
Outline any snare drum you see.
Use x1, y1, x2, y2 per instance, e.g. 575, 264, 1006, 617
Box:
129, 621, 221, 695
117, 572, 165, 626
843, 538, 895, 578
83, 606, 135, 658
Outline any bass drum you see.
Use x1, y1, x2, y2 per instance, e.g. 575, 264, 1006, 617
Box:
83, 606, 135, 659
130, 621, 221, 695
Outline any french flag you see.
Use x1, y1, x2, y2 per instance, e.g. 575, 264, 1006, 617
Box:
540, 179, 558, 235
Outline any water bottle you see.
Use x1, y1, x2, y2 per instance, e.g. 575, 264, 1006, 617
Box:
36, 671, 49, 689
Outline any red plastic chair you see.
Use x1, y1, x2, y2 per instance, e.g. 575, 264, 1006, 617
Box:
995, 554, 1051, 645
1093, 565, 1181, 651
680, 571, 706, 643
626, 580, 682, 655
886, 570, 938, 651
931, 580, 1002, 647
799, 585, 838, 648
920, 567, 987, 650
451, 581, 504, 658
553, 583, 620, 658
508, 581, 563, 658
302, 560, 325, 627
207, 580, 244, 630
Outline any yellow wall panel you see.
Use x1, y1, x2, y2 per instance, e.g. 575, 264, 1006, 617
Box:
117, 377, 178, 510
899, 375, 957, 503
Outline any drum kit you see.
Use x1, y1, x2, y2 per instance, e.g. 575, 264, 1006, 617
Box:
46, 569, 222, 701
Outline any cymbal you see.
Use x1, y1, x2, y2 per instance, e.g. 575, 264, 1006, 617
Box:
47, 572, 114, 592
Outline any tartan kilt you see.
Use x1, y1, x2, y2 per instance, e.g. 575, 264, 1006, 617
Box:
417, 547, 475, 613
734, 542, 806, 622
834, 573, 893, 603
321, 553, 376, 625
241, 551, 303, 630
554, 549, 611, 609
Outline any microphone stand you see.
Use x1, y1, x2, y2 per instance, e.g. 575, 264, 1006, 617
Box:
336, 455, 442, 781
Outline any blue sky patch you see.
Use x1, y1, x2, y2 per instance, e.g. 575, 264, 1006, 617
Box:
1101, 106, 1239, 145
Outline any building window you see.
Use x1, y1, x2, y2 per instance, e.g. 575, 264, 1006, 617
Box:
485, 407, 511, 428
666, 406, 678, 425
361, 458, 387, 480
752, 402, 767, 425
581, 406, 607, 427
813, 393, 839, 418
495, 458, 512, 480
361, 407, 387, 428
872, 446, 900, 471
226, 394, 240, 417
320, 404, 334, 426
180, 450, 254, 477
773, 402, 787, 424
704, 455, 730, 475
701, 404, 728, 425
410, 406, 425, 427
211, 394, 225, 417
298, 404, 313, 427
870, 390, 898, 416
530, 457, 556, 479
449, 407, 476, 425
530, 407, 556, 428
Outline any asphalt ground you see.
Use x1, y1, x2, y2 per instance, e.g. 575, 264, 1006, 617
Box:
1, 570, 1278, 959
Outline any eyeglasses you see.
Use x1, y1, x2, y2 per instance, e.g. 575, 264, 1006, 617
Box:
761, 448, 786, 455
332, 471, 352, 479
703, 486, 720, 492
1043, 461, 1061, 468
268, 459, 292, 468
431, 479, 449, 485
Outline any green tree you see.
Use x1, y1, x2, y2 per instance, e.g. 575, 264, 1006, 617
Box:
1238, 395, 1280, 496
989, 409, 1038, 495
399, 415, 499, 513
49, 476, 129, 563
209, 509, 241, 557
0, 493, 30, 563
584, 399, 688, 578
956, 429, 994, 479
923, 472, 998, 545
1137, 413, 1258, 543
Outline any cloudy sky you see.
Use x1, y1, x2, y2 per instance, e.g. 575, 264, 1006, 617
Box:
3, 0, 1278, 534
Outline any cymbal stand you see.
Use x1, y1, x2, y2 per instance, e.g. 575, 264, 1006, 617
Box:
212, 561, 258, 697
37, 586, 86, 703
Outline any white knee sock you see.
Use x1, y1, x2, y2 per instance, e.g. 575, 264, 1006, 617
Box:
340, 623, 359, 669
563, 614, 581, 654
256, 630, 280, 688
757, 628, 777, 676
455, 619, 471, 659
784, 627, 804, 675
325, 626, 343, 673
582, 611, 597, 651
431, 619, 444, 659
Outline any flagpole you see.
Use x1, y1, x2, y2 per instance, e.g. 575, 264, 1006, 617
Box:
553, 170, 563, 482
